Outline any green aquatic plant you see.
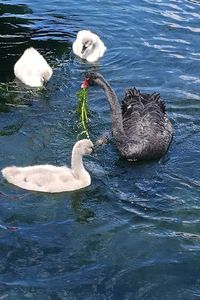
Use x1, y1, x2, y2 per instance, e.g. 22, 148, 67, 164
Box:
0, 80, 48, 113
0, 123, 23, 136
76, 79, 90, 138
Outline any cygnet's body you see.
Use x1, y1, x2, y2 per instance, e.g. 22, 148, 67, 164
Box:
1, 139, 93, 193
14, 47, 53, 87
72, 30, 106, 63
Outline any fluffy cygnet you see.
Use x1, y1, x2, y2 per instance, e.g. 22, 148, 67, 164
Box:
1, 139, 94, 193
14, 47, 53, 87
72, 30, 106, 63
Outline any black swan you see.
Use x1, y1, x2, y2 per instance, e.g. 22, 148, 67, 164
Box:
85, 72, 173, 161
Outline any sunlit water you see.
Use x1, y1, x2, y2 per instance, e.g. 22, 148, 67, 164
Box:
0, 0, 200, 299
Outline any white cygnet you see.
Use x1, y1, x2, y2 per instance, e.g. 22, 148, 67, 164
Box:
72, 30, 106, 63
1, 139, 94, 193
14, 47, 53, 87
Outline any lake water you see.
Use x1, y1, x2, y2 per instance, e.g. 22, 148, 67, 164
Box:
0, 0, 200, 299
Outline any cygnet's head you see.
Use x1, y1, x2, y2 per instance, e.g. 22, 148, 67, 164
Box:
75, 139, 94, 155
41, 68, 53, 85
40, 65, 53, 85
73, 30, 106, 62
81, 37, 94, 54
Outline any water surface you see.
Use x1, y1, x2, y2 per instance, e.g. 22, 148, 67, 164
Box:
0, 0, 200, 299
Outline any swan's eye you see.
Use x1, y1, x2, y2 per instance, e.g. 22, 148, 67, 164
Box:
84, 40, 92, 48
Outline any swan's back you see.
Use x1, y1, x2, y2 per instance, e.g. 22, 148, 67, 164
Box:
14, 47, 53, 87
2, 165, 73, 193
121, 88, 173, 159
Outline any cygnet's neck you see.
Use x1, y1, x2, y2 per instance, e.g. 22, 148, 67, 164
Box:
71, 147, 87, 179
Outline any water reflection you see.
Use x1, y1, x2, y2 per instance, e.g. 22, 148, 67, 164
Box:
71, 190, 96, 223
0, 3, 33, 82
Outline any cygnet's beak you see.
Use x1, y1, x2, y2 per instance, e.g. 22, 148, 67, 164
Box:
81, 44, 87, 54
91, 144, 101, 153
41, 76, 50, 88
89, 145, 97, 156
91, 146, 95, 154
43, 79, 48, 87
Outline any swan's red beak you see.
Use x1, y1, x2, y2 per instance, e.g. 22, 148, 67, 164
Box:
81, 79, 89, 89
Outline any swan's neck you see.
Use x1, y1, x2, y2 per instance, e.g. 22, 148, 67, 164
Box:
94, 76, 126, 140
71, 150, 87, 179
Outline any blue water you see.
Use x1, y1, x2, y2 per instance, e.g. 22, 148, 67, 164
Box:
0, 0, 200, 299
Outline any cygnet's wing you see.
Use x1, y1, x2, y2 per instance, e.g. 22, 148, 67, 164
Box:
97, 37, 106, 57
2, 165, 72, 192
72, 38, 80, 56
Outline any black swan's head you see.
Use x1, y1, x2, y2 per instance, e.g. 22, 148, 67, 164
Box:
84, 72, 104, 86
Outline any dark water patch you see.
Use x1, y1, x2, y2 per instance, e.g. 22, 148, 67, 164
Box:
0, 2, 73, 83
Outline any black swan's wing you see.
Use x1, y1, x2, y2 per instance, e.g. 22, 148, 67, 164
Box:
122, 87, 165, 116
121, 88, 172, 159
